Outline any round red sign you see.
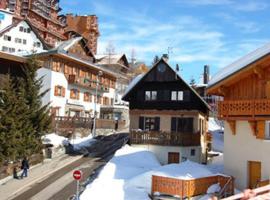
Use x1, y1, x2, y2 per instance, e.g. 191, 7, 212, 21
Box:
73, 170, 82, 180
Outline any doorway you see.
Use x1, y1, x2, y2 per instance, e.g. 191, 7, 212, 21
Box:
248, 161, 261, 188
168, 152, 180, 164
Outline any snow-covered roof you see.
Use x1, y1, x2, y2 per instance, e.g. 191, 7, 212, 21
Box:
123, 74, 144, 97
208, 42, 270, 87
54, 36, 83, 52
95, 54, 128, 66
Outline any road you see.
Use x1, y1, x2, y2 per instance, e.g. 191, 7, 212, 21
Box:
10, 133, 129, 200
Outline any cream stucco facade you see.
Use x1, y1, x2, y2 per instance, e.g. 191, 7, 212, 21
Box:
224, 121, 270, 190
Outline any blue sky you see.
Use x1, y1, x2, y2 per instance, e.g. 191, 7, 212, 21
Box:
61, 0, 270, 83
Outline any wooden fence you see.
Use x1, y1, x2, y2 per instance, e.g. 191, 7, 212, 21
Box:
151, 175, 234, 199
130, 131, 201, 146
52, 116, 126, 135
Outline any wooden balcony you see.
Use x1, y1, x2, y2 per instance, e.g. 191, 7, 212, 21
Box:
68, 75, 109, 92
130, 131, 201, 146
218, 99, 270, 120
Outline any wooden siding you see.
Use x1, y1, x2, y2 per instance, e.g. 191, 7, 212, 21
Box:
130, 131, 201, 146
151, 175, 234, 199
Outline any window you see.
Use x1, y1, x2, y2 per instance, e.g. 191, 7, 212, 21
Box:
171, 117, 193, 133
9, 48, 15, 53
139, 116, 160, 131
27, 28, 31, 33
19, 26, 24, 32
145, 91, 157, 101
191, 149, 196, 156
2, 46, 8, 52
34, 42, 41, 48
83, 92, 91, 102
23, 39, 27, 45
265, 121, 270, 139
4, 35, 11, 41
171, 91, 183, 101
70, 89, 80, 100
54, 86, 65, 97
15, 38, 22, 43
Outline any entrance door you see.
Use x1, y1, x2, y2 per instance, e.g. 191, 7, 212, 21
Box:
248, 161, 261, 188
168, 152, 180, 164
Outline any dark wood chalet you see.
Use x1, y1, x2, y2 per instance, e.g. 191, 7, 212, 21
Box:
122, 58, 210, 164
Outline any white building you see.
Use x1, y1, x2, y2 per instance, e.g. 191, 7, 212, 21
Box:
36, 37, 117, 118
0, 18, 47, 54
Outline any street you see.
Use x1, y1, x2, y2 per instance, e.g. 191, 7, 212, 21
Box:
8, 133, 129, 200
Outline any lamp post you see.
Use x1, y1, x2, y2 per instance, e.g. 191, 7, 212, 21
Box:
92, 70, 103, 137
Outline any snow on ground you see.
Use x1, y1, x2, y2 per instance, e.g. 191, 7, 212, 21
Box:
80, 145, 226, 200
42, 133, 68, 147
207, 153, 224, 174
208, 118, 224, 152
69, 134, 96, 150
80, 145, 161, 200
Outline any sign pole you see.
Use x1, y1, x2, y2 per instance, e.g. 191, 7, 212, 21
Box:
73, 170, 82, 200
76, 180, 80, 200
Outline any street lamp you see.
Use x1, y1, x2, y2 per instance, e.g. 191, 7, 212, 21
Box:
92, 70, 103, 137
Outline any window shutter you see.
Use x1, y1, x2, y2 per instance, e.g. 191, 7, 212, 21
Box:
184, 91, 190, 101
62, 87, 65, 97
54, 86, 57, 96
171, 117, 177, 132
257, 121, 265, 139
139, 117, 144, 130
155, 117, 160, 131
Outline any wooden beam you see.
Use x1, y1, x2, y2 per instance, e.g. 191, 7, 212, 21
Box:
248, 121, 257, 136
218, 86, 228, 96
253, 66, 264, 80
228, 120, 236, 135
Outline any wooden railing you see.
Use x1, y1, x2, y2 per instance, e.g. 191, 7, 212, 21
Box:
256, 179, 270, 188
68, 75, 110, 92
218, 99, 270, 119
130, 131, 201, 146
151, 175, 234, 199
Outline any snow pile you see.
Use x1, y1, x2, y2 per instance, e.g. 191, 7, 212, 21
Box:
208, 118, 224, 152
207, 153, 224, 174
42, 133, 68, 147
69, 134, 96, 150
126, 160, 215, 194
80, 145, 161, 200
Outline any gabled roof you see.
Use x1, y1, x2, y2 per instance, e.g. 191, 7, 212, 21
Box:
208, 42, 270, 88
0, 19, 49, 50
95, 54, 130, 69
122, 58, 210, 110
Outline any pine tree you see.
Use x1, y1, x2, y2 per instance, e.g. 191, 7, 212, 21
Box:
190, 77, 196, 87
152, 55, 160, 65
21, 56, 51, 155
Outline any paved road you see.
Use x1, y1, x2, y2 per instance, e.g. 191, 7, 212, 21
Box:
10, 133, 129, 200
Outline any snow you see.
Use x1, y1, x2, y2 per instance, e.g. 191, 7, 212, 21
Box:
208, 42, 270, 87
69, 134, 96, 150
207, 153, 224, 174
206, 183, 221, 194
80, 145, 160, 200
123, 74, 145, 98
80, 145, 226, 200
42, 133, 68, 147
208, 118, 224, 152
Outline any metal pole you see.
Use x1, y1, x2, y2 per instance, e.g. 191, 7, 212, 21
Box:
76, 180, 80, 200
93, 76, 99, 137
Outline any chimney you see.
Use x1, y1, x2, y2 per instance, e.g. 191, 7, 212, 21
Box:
203, 65, 210, 84
162, 54, 169, 62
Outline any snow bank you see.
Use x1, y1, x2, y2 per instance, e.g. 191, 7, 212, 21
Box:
126, 160, 215, 194
208, 118, 224, 152
42, 133, 68, 147
80, 145, 161, 200
69, 134, 96, 150
208, 118, 222, 132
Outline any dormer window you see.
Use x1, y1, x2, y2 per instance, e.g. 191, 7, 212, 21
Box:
171, 91, 183, 101
145, 91, 157, 101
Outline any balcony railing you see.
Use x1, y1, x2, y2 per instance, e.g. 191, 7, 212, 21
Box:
68, 75, 109, 92
218, 99, 270, 120
130, 131, 201, 146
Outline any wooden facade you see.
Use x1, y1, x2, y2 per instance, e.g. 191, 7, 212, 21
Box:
123, 59, 209, 151
207, 53, 270, 138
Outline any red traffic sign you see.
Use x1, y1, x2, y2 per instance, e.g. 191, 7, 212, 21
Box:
73, 170, 82, 180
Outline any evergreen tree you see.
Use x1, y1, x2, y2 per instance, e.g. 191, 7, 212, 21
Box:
21, 56, 51, 154
190, 77, 196, 87
152, 55, 160, 65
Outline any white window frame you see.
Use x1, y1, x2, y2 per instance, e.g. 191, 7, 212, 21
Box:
265, 121, 270, 139
171, 91, 184, 101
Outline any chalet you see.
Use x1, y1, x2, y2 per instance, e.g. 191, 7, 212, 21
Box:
122, 58, 210, 164
95, 54, 132, 122
0, 19, 48, 54
35, 37, 117, 119
207, 42, 270, 189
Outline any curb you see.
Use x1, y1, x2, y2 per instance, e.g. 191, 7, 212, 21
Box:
6, 155, 83, 200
